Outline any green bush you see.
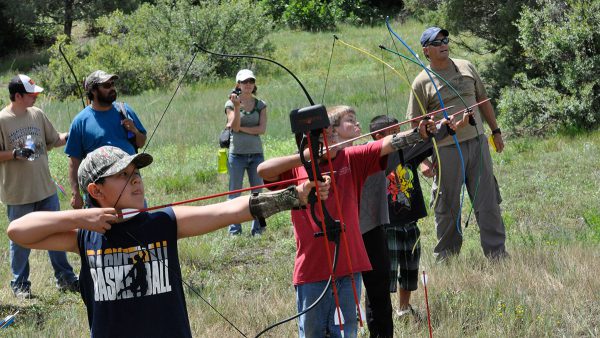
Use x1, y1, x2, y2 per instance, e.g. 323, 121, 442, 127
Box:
40, 0, 274, 98
261, 0, 390, 31
498, 0, 600, 135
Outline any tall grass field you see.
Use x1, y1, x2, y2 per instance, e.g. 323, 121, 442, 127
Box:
0, 20, 599, 337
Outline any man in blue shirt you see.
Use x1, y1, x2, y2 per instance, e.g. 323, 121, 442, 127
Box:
65, 70, 147, 209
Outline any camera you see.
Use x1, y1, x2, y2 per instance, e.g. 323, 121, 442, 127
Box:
231, 87, 241, 96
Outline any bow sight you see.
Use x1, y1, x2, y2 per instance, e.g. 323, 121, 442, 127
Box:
290, 104, 342, 244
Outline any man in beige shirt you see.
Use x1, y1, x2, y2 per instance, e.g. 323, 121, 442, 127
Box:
0, 74, 78, 298
408, 27, 507, 260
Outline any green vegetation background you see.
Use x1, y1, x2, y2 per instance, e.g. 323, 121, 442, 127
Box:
0, 16, 599, 338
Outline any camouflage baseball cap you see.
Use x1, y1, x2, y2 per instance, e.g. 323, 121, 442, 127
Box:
78, 146, 153, 191
84, 70, 119, 91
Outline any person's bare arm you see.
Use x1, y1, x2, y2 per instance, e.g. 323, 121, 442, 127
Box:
7, 208, 118, 253
133, 129, 147, 148
239, 107, 267, 135
175, 179, 329, 238
69, 157, 84, 209
478, 99, 504, 153
257, 153, 304, 182
226, 94, 241, 131
0, 150, 16, 162
53, 132, 69, 147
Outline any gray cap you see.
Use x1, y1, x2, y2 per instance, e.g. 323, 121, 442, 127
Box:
84, 70, 119, 91
78, 146, 153, 191
420, 27, 449, 47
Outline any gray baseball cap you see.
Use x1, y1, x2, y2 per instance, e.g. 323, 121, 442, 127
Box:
78, 146, 153, 191
84, 70, 119, 91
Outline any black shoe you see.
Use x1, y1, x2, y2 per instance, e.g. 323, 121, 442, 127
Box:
12, 284, 32, 299
57, 278, 80, 293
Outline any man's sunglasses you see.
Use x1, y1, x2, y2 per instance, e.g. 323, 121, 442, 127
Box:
99, 81, 115, 89
428, 37, 450, 47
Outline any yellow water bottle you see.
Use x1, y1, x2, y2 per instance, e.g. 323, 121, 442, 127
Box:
218, 149, 228, 174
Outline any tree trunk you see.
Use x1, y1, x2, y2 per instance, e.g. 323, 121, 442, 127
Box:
64, 0, 74, 39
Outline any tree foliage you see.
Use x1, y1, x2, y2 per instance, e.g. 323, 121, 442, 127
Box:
405, 0, 599, 135
259, 0, 402, 31
498, 0, 600, 135
39, 0, 274, 98
0, 0, 142, 55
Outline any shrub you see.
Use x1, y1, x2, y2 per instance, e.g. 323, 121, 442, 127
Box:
261, 0, 393, 31
498, 0, 600, 135
40, 0, 274, 98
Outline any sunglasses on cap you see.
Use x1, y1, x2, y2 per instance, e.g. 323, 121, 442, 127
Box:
428, 37, 449, 47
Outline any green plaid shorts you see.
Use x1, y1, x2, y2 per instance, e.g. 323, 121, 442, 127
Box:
384, 221, 421, 292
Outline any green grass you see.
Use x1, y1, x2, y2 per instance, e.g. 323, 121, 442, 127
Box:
1, 19, 600, 337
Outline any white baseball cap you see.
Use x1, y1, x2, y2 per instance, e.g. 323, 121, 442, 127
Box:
236, 69, 255, 82
8, 74, 44, 94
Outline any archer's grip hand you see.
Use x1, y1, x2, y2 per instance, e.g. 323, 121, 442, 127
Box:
468, 115, 476, 126
13, 148, 34, 160
299, 176, 331, 205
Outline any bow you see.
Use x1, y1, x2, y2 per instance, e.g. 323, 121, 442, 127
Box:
329, 35, 445, 209
378, 44, 486, 228
109, 41, 363, 336
58, 41, 85, 110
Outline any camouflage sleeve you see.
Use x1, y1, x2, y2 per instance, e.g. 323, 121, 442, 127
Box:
390, 129, 423, 151
249, 185, 301, 219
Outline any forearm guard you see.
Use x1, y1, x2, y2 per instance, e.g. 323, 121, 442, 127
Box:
390, 128, 423, 151
249, 186, 301, 219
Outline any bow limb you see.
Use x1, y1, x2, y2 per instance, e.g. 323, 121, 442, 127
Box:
378, 45, 486, 228
333, 36, 444, 209
58, 41, 86, 110
192, 43, 315, 106
386, 18, 467, 235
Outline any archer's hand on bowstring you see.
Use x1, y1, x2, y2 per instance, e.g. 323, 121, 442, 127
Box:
454, 109, 475, 130
296, 175, 332, 206
78, 208, 119, 234
418, 118, 439, 139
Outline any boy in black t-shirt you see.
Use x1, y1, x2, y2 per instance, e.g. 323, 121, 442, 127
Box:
7, 145, 329, 337
369, 116, 430, 320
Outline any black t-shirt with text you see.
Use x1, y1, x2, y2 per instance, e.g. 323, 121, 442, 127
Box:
77, 207, 192, 338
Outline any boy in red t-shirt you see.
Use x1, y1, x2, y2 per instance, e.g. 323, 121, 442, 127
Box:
258, 105, 450, 338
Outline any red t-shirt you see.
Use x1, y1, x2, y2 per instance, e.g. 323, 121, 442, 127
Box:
277, 140, 386, 285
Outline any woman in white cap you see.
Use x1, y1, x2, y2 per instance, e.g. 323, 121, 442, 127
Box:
224, 69, 268, 236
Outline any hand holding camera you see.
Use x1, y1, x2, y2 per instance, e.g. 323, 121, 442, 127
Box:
229, 87, 241, 106
13, 147, 35, 160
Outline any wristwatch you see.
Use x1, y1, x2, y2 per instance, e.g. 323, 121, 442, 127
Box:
491, 128, 501, 135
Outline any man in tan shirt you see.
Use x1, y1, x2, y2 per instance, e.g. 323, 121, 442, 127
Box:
0, 74, 78, 298
408, 27, 508, 260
